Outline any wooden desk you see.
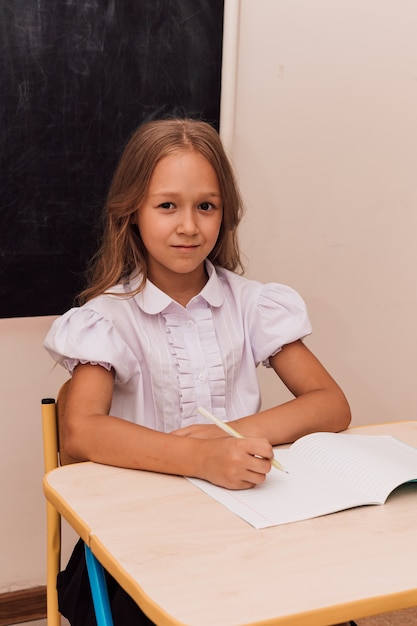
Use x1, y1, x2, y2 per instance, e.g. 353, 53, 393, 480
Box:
43, 422, 417, 626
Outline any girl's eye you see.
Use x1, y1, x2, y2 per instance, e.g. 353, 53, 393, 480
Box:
199, 202, 213, 211
159, 202, 174, 209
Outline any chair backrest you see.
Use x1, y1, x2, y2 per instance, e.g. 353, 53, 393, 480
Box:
41, 379, 76, 626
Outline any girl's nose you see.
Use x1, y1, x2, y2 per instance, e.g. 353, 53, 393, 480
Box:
177, 209, 199, 235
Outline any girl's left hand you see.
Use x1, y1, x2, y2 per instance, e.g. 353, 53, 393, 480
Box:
172, 424, 225, 439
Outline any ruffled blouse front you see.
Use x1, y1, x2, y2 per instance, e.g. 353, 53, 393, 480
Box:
44, 263, 311, 432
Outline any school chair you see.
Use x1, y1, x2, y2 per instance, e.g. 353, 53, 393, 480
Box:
42, 380, 114, 626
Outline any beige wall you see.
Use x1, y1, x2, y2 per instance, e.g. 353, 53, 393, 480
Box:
0, 316, 74, 592
221, 0, 417, 423
1, 0, 416, 592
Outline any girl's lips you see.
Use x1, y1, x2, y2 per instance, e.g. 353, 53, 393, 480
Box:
172, 245, 200, 250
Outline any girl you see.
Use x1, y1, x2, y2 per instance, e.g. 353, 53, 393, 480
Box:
44, 118, 352, 626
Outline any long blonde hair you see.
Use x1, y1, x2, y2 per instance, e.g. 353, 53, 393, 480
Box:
78, 118, 245, 304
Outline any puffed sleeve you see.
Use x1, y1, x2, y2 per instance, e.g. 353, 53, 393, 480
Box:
249, 283, 312, 366
44, 307, 139, 384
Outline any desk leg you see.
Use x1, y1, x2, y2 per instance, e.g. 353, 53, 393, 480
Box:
84, 543, 114, 626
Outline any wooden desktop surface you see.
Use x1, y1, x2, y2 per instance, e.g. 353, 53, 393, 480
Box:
44, 422, 417, 626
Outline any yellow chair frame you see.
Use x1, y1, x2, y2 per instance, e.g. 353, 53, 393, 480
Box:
41, 380, 73, 626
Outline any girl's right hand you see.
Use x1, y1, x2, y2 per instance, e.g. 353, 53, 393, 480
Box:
196, 436, 273, 490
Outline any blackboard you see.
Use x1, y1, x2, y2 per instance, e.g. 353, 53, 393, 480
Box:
0, 0, 224, 317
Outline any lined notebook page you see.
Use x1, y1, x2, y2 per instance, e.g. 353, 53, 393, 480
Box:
291, 433, 417, 502
188, 434, 417, 529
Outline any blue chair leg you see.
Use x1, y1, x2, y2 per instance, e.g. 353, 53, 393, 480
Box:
84, 543, 114, 626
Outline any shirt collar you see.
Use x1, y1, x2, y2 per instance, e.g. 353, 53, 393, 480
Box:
133, 261, 225, 314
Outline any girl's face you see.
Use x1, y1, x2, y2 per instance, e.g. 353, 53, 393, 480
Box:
135, 149, 223, 298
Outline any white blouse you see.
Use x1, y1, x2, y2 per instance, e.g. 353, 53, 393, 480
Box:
44, 262, 311, 432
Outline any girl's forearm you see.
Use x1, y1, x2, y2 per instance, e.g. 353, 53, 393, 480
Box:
232, 388, 351, 446
63, 412, 205, 476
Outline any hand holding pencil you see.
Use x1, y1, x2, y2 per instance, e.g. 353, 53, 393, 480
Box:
197, 407, 288, 474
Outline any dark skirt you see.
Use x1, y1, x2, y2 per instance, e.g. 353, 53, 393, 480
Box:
57, 539, 155, 625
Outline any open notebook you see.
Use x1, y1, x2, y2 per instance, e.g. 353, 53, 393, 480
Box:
188, 432, 417, 529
